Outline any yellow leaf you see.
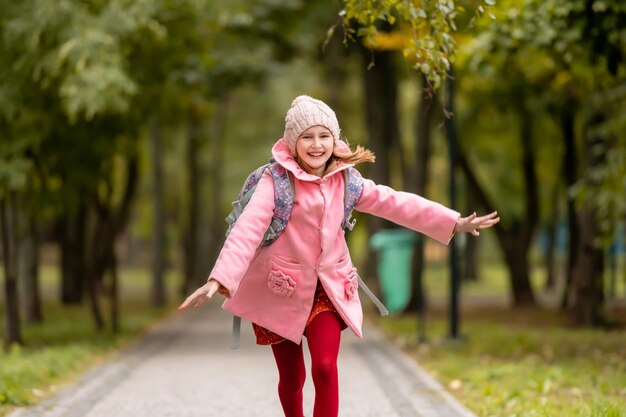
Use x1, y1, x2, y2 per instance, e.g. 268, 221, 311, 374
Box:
363, 31, 405, 51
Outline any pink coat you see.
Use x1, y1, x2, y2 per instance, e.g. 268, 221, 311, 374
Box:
210, 139, 460, 344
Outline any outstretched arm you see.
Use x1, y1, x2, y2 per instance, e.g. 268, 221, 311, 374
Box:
355, 179, 460, 244
177, 170, 276, 311
454, 211, 500, 236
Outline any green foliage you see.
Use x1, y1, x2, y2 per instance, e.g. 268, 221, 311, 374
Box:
340, 0, 495, 88
3, 0, 163, 123
0, 156, 32, 195
458, 0, 626, 248
1, 0, 221, 223
1, 1, 160, 208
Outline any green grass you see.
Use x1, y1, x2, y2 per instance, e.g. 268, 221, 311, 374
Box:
0, 266, 181, 417
366, 246, 626, 417
422, 260, 513, 297
374, 307, 626, 417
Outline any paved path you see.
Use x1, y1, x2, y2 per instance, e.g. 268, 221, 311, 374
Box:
10, 304, 477, 417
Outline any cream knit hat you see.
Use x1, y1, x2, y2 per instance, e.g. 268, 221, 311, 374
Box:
283, 95, 341, 155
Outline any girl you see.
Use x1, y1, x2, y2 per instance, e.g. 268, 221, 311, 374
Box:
178, 95, 499, 417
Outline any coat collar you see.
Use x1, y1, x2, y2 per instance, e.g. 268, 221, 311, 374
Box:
271, 138, 353, 182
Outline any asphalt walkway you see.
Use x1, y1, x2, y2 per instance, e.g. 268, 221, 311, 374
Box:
10, 304, 477, 417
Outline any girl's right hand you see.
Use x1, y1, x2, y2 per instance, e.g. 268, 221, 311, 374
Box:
177, 279, 226, 311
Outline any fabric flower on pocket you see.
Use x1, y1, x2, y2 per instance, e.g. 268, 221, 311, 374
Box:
268, 270, 296, 298
344, 269, 358, 300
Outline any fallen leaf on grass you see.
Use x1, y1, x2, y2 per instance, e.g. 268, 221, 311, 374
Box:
32, 388, 45, 397
449, 379, 463, 390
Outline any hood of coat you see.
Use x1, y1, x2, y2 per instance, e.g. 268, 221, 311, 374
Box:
272, 138, 353, 181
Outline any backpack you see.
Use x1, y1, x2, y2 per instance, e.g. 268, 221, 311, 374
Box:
225, 159, 388, 348
225, 158, 363, 245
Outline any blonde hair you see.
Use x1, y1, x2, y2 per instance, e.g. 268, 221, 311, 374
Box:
323, 140, 376, 175
332, 144, 376, 164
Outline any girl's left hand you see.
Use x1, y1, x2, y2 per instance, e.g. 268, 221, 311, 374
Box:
177, 279, 224, 311
454, 211, 500, 236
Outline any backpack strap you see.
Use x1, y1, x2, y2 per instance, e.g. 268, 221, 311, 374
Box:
231, 315, 242, 349
261, 162, 294, 246
225, 160, 295, 246
342, 168, 388, 315
342, 167, 364, 231
225, 163, 271, 237
355, 271, 389, 316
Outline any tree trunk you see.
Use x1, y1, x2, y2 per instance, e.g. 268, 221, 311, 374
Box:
501, 237, 536, 305
507, 101, 538, 306
359, 43, 400, 282
570, 207, 604, 326
111, 156, 139, 332
623, 226, 626, 293
444, 67, 462, 338
59, 203, 87, 304
559, 103, 579, 309
359, 47, 396, 188
463, 189, 480, 282
150, 115, 166, 307
203, 98, 228, 287
543, 184, 560, 292
91, 203, 112, 333
2, 193, 22, 348
110, 256, 119, 333
570, 114, 606, 326
19, 213, 43, 323
89, 155, 139, 332
607, 243, 616, 299
405, 75, 435, 313
321, 28, 349, 113
87, 197, 105, 332
457, 100, 538, 307
519, 104, 540, 248
182, 109, 201, 296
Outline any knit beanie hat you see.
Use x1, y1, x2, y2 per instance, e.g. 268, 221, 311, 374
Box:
283, 95, 341, 155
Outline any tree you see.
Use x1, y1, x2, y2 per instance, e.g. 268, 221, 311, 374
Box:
340, 0, 495, 310
520, 0, 626, 323
1, 0, 166, 332
455, 0, 626, 316
407, 76, 439, 312
1, 0, 46, 346
174, 0, 322, 292
1, 191, 22, 348
340, 0, 493, 88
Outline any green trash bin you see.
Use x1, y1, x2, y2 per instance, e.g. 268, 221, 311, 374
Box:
370, 229, 419, 315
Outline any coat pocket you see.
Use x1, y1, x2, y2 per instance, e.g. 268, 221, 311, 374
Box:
271, 255, 300, 270
344, 268, 358, 300
268, 255, 300, 298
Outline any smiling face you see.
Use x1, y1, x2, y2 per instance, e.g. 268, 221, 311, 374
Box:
295, 125, 334, 177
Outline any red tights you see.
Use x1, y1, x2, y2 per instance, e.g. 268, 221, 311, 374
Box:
270, 312, 342, 417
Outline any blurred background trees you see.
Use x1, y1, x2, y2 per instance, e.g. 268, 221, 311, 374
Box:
1, 0, 625, 350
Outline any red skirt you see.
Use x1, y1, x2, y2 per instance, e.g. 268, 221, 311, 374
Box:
253, 280, 346, 345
